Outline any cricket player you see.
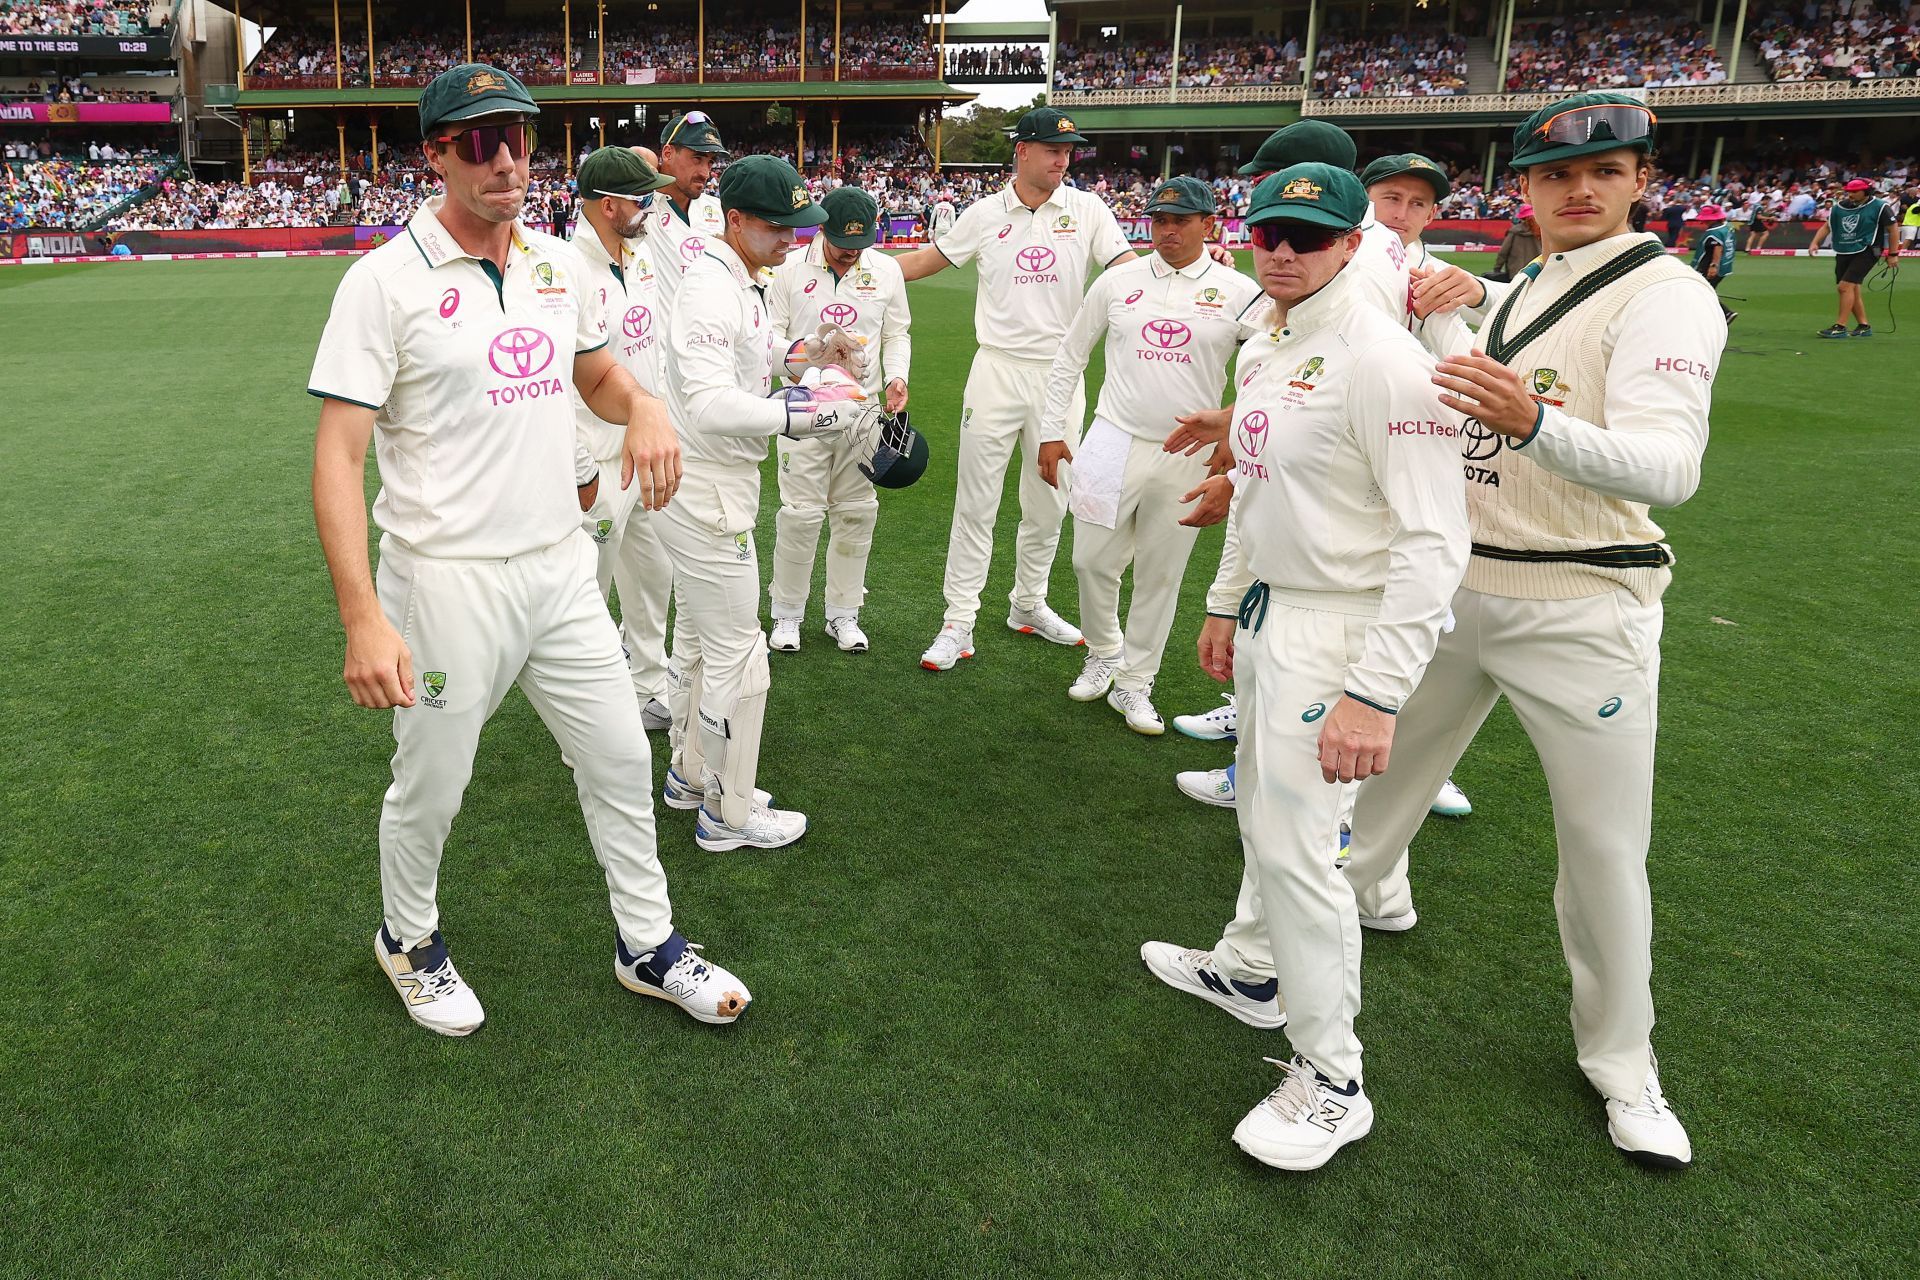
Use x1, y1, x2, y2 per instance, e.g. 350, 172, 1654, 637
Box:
1342, 92, 1725, 1168
930, 190, 957, 241
1145, 164, 1470, 1171
1901, 187, 1920, 249
569, 145, 677, 731
309, 65, 750, 1034
765, 186, 912, 654
893, 107, 1135, 670
1035, 175, 1258, 734
1688, 202, 1737, 325
650, 111, 730, 313
658, 154, 876, 851
1808, 178, 1896, 338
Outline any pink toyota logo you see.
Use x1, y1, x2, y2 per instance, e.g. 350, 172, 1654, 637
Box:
438, 288, 460, 318
821, 302, 859, 327
680, 236, 706, 261
622, 306, 652, 340
1237, 410, 1271, 458
488, 327, 556, 379
1016, 246, 1056, 273
1142, 319, 1192, 349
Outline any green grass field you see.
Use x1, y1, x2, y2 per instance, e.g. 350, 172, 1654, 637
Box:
1, 251, 1914, 1278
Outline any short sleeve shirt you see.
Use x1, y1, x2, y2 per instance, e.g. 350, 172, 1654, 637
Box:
571, 227, 665, 463
649, 191, 727, 312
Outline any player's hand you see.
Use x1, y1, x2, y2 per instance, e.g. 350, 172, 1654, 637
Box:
1037, 440, 1073, 489
1197, 615, 1236, 682
1178, 474, 1234, 527
884, 378, 909, 413
1206, 242, 1236, 266
1433, 349, 1539, 438
620, 393, 682, 511
1317, 695, 1396, 784
1206, 439, 1235, 475
577, 474, 599, 511
1706, 267, 1720, 282
1410, 263, 1488, 318
1165, 406, 1231, 455
343, 616, 415, 709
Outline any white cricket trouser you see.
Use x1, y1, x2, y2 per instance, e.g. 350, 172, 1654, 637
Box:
654, 466, 773, 827
1343, 585, 1664, 1102
1214, 588, 1373, 1085
941, 348, 1085, 629
1071, 435, 1207, 692
582, 454, 672, 704
373, 531, 674, 953
769, 431, 879, 622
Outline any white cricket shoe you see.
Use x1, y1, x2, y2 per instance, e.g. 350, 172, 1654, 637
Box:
374, 925, 484, 1037
1007, 601, 1084, 646
1068, 651, 1119, 702
1173, 694, 1237, 741
769, 618, 802, 652
1140, 941, 1285, 1029
640, 697, 672, 733
663, 767, 770, 812
920, 624, 975, 671
1232, 1055, 1374, 1172
1176, 765, 1235, 808
825, 615, 869, 652
614, 930, 751, 1025
1605, 1064, 1693, 1169
1357, 906, 1419, 933
695, 800, 807, 851
1431, 777, 1472, 817
1108, 686, 1165, 735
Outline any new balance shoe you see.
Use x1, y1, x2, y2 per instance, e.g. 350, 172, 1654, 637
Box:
1173, 694, 1237, 741
1140, 941, 1285, 1029
1233, 1055, 1374, 1171
614, 929, 751, 1025
1068, 651, 1119, 702
374, 924, 484, 1037
825, 615, 869, 652
1107, 686, 1165, 735
1176, 764, 1235, 808
1007, 601, 1085, 646
695, 801, 807, 851
769, 618, 802, 652
663, 766, 770, 811
1430, 777, 1472, 817
920, 624, 974, 671
640, 697, 672, 733
1605, 1063, 1693, 1170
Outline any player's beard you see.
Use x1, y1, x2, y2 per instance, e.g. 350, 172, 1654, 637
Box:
613, 206, 648, 238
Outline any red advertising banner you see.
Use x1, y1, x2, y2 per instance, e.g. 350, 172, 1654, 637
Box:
569, 70, 601, 85
4, 225, 400, 259
0, 101, 173, 125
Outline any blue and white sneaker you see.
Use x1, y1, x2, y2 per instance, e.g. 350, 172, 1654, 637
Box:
1173, 694, 1237, 741
1140, 941, 1286, 1029
662, 766, 771, 812
374, 924, 484, 1037
695, 800, 806, 852
1233, 1055, 1374, 1171
1176, 763, 1235, 808
1430, 777, 1472, 817
614, 929, 752, 1025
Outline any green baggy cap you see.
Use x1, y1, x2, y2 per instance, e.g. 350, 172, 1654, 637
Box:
718, 155, 827, 228
1246, 163, 1369, 231
1358, 152, 1451, 199
1144, 176, 1218, 216
1238, 121, 1357, 177
1509, 91, 1657, 171
577, 145, 675, 200
418, 63, 538, 137
821, 187, 881, 249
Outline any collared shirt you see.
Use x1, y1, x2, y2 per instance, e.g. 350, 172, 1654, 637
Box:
1040, 250, 1259, 442
570, 223, 665, 464
1408, 238, 1473, 357
1235, 201, 1411, 342
766, 236, 912, 398
308, 195, 607, 560
664, 236, 785, 472
648, 190, 726, 311
1207, 267, 1470, 712
935, 181, 1132, 361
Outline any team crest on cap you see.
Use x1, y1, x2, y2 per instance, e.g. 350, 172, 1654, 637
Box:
1156, 185, 1180, 202
842, 220, 866, 236
792, 185, 810, 210
1057, 118, 1076, 132
1408, 157, 1436, 170
1282, 178, 1323, 201
465, 69, 506, 95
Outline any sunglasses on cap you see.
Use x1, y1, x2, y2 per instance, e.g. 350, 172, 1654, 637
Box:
1249, 222, 1353, 254
432, 120, 536, 165
590, 188, 654, 210
663, 109, 711, 147
1531, 103, 1656, 148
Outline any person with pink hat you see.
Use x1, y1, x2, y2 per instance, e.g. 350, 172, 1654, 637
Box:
1491, 203, 1542, 281
1689, 202, 1737, 326
1808, 177, 1896, 337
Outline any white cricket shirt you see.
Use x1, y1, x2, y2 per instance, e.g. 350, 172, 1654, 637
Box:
570, 225, 665, 463
1040, 251, 1260, 442
664, 236, 785, 472
649, 190, 727, 311
935, 182, 1133, 361
766, 236, 912, 398
308, 196, 608, 560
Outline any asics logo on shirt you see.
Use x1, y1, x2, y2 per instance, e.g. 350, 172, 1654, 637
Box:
438, 287, 460, 318
488, 327, 556, 379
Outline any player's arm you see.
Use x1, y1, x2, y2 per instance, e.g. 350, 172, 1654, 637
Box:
893, 244, 952, 282
1196, 485, 1251, 681
1433, 278, 1722, 508
575, 346, 680, 510
1807, 219, 1828, 253
881, 261, 912, 412
1036, 276, 1111, 486
312, 397, 412, 709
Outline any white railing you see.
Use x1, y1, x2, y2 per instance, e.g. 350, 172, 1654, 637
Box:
1304, 77, 1920, 116
1048, 83, 1304, 106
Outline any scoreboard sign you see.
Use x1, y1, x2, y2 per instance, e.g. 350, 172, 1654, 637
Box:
0, 33, 170, 57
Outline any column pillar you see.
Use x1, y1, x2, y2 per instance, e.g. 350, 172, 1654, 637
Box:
1726, 0, 1750, 82
370, 114, 379, 176
333, 0, 343, 88
365, 0, 376, 87
1169, 4, 1182, 104
831, 107, 841, 171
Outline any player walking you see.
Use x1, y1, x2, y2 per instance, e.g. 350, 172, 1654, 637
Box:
1809, 178, 1896, 338
1343, 92, 1725, 1168
1035, 176, 1258, 734
309, 65, 750, 1034
764, 186, 911, 654
893, 107, 1136, 670
1688, 202, 1737, 325
649, 111, 730, 313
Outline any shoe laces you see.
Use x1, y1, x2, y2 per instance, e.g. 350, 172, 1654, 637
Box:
415, 956, 464, 998
1621, 1071, 1672, 1119
1257, 1056, 1324, 1123
666, 941, 711, 985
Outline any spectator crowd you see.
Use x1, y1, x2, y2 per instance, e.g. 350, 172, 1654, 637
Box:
1312, 28, 1470, 97
2, 1, 155, 35
945, 44, 1046, 79
1503, 14, 1726, 90
1052, 35, 1301, 91
2, 149, 169, 228
1751, 3, 1920, 80
1, 75, 163, 102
